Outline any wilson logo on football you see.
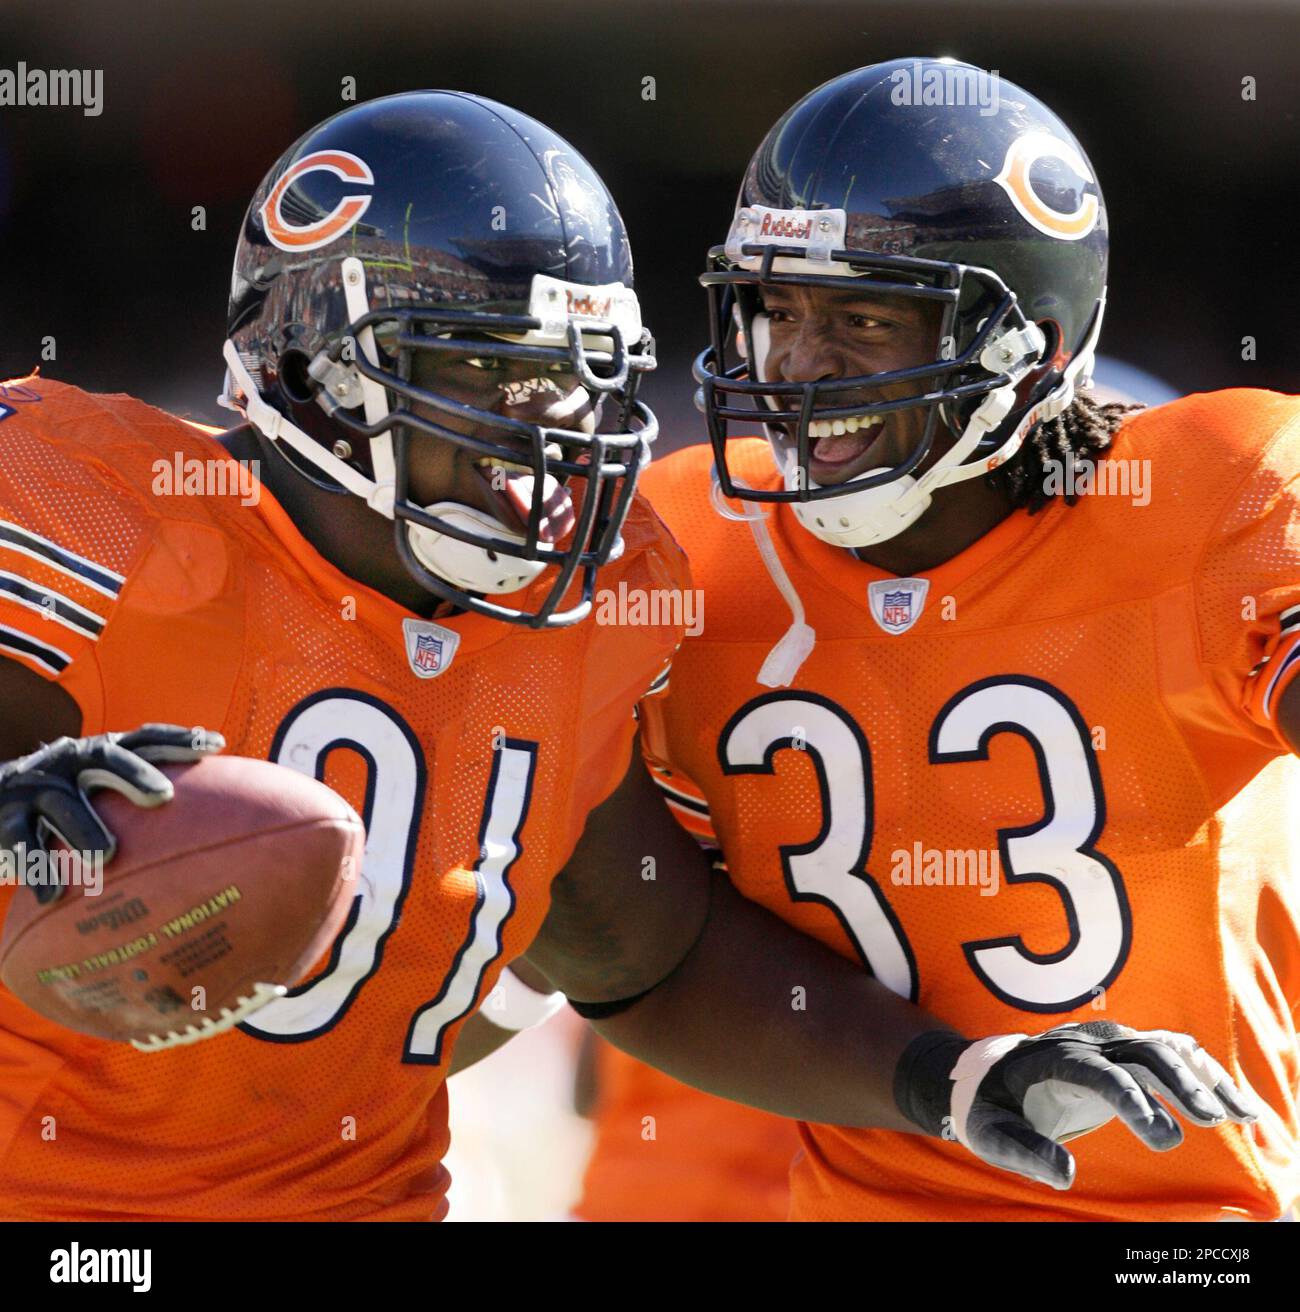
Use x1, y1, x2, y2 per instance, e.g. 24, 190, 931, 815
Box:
259, 150, 375, 252
994, 131, 1099, 242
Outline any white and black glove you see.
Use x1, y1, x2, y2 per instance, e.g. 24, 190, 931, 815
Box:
0, 725, 225, 902
895, 1021, 1261, 1190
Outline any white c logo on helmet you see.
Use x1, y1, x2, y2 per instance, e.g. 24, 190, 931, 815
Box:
994, 132, 1099, 242
260, 150, 375, 252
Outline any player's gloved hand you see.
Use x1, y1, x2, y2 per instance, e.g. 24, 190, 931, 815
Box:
895, 1021, 1262, 1191
0, 725, 225, 903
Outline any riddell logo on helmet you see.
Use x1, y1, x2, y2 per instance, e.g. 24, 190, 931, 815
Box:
260, 150, 375, 252
566, 290, 614, 320
758, 213, 814, 241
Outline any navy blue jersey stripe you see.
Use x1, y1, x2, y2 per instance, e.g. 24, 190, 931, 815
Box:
651, 775, 711, 816
1264, 641, 1300, 719
0, 520, 124, 596
0, 622, 70, 675
0, 571, 105, 637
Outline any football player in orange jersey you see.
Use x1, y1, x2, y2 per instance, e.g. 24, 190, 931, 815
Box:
508, 59, 1299, 1222
0, 84, 1258, 1226
0, 89, 699, 1221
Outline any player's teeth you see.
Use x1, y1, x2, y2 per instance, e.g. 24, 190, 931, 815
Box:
809, 412, 887, 441
475, 457, 533, 474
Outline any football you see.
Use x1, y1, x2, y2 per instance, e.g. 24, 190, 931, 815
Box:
0, 755, 363, 1051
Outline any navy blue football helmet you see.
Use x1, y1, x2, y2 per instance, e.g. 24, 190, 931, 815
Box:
695, 59, 1108, 547
222, 91, 657, 626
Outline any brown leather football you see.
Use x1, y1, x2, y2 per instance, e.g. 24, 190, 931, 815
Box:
0, 755, 363, 1051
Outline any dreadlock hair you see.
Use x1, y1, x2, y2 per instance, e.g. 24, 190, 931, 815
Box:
994, 392, 1146, 515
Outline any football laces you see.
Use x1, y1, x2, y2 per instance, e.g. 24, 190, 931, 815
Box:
129, 982, 288, 1054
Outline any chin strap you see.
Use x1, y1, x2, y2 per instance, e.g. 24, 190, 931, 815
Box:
711, 472, 815, 687
220, 339, 396, 513
218, 256, 400, 516
782, 295, 1106, 552
340, 256, 397, 490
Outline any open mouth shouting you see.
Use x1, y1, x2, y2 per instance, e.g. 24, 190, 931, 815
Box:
804, 410, 891, 485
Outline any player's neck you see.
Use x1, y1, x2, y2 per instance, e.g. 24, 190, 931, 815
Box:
218, 425, 444, 617
850, 477, 1017, 575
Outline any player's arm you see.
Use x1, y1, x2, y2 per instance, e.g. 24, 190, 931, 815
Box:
1275, 679, 1300, 753
447, 957, 559, 1076
526, 750, 929, 1131
445, 744, 935, 1106
523, 748, 1259, 1189
0, 654, 84, 760
1192, 394, 1300, 756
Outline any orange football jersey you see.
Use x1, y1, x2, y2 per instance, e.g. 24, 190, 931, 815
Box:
0, 376, 687, 1221
576, 1037, 798, 1221
638, 389, 1300, 1221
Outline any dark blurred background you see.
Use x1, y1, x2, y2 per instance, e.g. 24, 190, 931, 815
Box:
2, 0, 1297, 448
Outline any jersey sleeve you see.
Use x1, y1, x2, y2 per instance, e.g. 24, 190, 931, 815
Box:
0, 390, 141, 721
638, 703, 720, 850
1193, 396, 1300, 751
632, 449, 723, 848
638, 659, 719, 851
563, 500, 693, 851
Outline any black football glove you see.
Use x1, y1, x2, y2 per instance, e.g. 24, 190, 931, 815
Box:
896, 1020, 1262, 1190
0, 725, 225, 903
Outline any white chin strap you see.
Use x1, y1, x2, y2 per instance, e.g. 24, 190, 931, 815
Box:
756, 292, 1106, 550
218, 256, 544, 597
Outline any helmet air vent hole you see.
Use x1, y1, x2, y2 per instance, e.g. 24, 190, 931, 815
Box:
279, 349, 316, 405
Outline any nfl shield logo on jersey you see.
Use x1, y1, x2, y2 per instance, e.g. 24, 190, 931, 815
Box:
414, 634, 443, 672
868, 577, 930, 635
402, 618, 461, 679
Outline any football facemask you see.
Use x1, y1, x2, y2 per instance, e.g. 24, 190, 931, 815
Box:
694, 60, 1109, 550
222, 90, 658, 628
223, 263, 655, 626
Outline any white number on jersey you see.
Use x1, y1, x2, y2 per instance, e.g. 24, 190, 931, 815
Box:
718, 678, 1130, 1012
241, 690, 538, 1062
